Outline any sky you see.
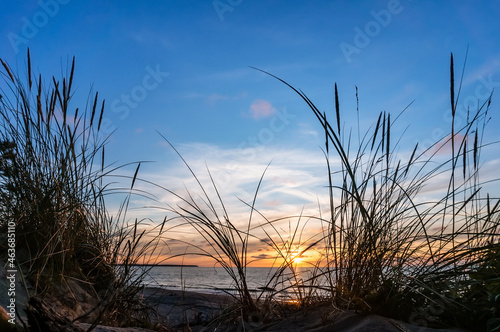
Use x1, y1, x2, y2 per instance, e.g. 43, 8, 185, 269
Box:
2, 0, 500, 266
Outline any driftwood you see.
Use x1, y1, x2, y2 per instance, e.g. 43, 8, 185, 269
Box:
27, 295, 84, 331
0, 306, 18, 331
25, 278, 103, 332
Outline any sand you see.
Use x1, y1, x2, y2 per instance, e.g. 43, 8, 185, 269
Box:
140, 287, 470, 332
0, 273, 472, 331
142, 287, 234, 329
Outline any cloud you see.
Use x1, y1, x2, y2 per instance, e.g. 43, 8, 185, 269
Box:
300, 129, 319, 138
262, 200, 284, 207
464, 56, 500, 86
181, 92, 205, 99
126, 141, 333, 226
128, 29, 174, 50
119, 141, 500, 266
206, 93, 229, 105
249, 99, 275, 119
251, 254, 273, 260
427, 132, 470, 156
297, 122, 319, 137
197, 67, 251, 82
206, 91, 247, 105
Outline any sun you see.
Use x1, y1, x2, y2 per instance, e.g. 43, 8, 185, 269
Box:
289, 251, 303, 265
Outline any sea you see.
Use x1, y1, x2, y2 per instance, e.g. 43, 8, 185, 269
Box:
140, 265, 327, 300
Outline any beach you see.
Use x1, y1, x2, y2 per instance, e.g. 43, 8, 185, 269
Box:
0, 267, 471, 331
1, 15, 498, 331
134, 287, 469, 332
0, 262, 472, 331
142, 287, 233, 330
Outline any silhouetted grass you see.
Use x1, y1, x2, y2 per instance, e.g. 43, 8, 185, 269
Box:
0, 50, 166, 330
252, 55, 499, 330
4, 49, 497, 331
156, 55, 499, 331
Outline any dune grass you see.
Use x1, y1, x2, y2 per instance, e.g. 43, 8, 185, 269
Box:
0, 50, 166, 330
1, 49, 498, 331
257, 54, 500, 330
155, 54, 500, 331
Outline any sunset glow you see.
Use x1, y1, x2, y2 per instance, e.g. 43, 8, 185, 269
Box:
2, 3, 500, 330
3, 0, 500, 278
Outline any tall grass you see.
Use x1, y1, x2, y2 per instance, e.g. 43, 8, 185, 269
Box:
156, 55, 499, 331
0, 50, 109, 287
133, 137, 326, 330
0, 50, 166, 330
150, 137, 263, 314
252, 55, 500, 329
10, 48, 494, 330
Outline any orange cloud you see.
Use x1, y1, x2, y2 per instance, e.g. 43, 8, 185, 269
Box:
262, 200, 284, 207
249, 99, 275, 119
251, 253, 274, 260
429, 132, 470, 156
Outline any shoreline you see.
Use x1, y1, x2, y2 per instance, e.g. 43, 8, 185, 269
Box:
140, 286, 469, 332
132, 264, 200, 267
142, 285, 235, 305
142, 286, 235, 330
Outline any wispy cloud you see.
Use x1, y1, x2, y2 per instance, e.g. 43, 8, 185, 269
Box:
249, 99, 275, 119
181, 92, 205, 99
251, 253, 273, 260
262, 199, 284, 207
196, 67, 252, 82
463, 56, 500, 86
427, 132, 470, 156
127, 29, 174, 50
118, 139, 500, 266
179, 91, 247, 105
298, 123, 319, 138
206, 91, 247, 105
125, 141, 333, 224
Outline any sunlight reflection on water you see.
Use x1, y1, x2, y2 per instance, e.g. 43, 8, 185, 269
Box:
140, 266, 331, 300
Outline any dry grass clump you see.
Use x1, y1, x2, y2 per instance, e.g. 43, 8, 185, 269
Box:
0, 50, 166, 330
157, 54, 499, 331
251, 54, 500, 330
255, 55, 500, 330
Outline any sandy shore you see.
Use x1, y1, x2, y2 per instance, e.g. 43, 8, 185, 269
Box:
0, 275, 471, 332
139, 287, 470, 332
142, 287, 234, 329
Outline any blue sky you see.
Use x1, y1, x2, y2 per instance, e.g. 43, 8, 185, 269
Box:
2, 1, 500, 265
